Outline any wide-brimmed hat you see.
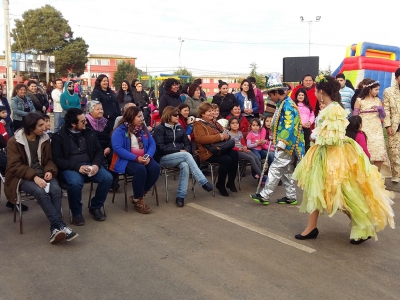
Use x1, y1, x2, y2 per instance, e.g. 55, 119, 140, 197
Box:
263, 73, 288, 93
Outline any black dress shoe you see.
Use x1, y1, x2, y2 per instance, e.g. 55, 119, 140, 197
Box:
176, 197, 185, 207
89, 208, 106, 221
6, 201, 29, 211
71, 214, 85, 226
226, 183, 237, 193
201, 182, 213, 192
295, 228, 319, 240
217, 187, 229, 197
350, 236, 371, 245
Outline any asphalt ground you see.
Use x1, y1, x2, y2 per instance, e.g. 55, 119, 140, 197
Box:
0, 170, 399, 300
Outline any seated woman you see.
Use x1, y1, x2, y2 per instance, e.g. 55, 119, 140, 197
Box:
4, 113, 78, 244
85, 100, 119, 191
193, 102, 238, 197
153, 106, 213, 207
111, 106, 160, 214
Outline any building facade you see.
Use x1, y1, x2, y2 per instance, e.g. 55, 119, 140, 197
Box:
195, 74, 246, 97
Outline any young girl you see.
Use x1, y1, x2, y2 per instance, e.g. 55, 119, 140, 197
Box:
211, 103, 221, 121
246, 118, 267, 160
260, 116, 275, 169
228, 117, 265, 184
148, 98, 158, 113
346, 115, 370, 159
294, 88, 315, 152
353, 79, 386, 171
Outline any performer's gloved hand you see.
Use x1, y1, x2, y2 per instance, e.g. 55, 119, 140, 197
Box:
372, 106, 386, 118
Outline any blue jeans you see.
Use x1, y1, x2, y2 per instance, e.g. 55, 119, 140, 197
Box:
53, 112, 64, 133
159, 152, 208, 198
62, 166, 113, 216
250, 149, 268, 161
19, 178, 65, 231
125, 159, 160, 199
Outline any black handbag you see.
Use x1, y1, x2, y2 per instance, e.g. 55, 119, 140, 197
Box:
202, 121, 235, 155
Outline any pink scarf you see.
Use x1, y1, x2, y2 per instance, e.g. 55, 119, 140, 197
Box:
86, 113, 108, 132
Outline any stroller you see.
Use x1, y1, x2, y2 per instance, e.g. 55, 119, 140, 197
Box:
150, 109, 161, 128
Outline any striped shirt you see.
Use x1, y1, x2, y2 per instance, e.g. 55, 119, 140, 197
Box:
339, 86, 355, 113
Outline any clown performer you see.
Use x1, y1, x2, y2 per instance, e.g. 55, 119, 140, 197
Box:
293, 75, 394, 245
250, 73, 304, 205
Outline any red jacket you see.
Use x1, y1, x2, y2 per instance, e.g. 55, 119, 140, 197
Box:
291, 84, 318, 112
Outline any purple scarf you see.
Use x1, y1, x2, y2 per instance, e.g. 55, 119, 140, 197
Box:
86, 113, 108, 132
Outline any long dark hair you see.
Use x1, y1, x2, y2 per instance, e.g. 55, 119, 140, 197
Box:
294, 88, 313, 111
239, 79, 256, 100
113, 106, 148, 135
346, 115, 366, 141
117, 80, 133, 103
316, 76, 344, 108
94, 74, 110, 91
358, 79, 380, 99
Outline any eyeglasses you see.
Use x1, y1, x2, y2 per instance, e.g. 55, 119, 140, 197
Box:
171, 113, 179, 117
80, 119, 87, 124
68, 85, 74, 87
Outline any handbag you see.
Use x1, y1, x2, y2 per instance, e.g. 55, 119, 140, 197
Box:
202, 121, 234, 155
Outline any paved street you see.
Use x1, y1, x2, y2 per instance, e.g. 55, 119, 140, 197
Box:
0, 172, 399, 300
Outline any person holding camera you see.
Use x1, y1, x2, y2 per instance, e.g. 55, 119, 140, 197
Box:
111, 106, 160, 214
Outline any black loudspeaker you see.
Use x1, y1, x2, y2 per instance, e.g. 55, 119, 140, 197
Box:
283, 57, 319, 82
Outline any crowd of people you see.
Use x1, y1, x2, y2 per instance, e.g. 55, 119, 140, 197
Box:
1, 68, 399, 247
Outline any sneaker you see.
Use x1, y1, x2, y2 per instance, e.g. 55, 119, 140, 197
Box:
391, 177, 400, 183
49, 228, 66, 244
133, 199, 151, 214
89, 208, 106, 221
71, 214, 85, 226
6, 201, 29, 211
277, 196, 298, 205
250, 194, 269, 205
60, 226, 79, 241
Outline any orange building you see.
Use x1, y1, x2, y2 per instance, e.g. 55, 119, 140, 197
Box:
194, 74, 245, 97
82, 54, 136, 89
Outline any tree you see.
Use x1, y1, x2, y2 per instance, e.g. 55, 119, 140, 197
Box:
112, 61, 144, 89
173, 68, 194, 86
249, 62, 266, 89
11, 5, 89, 77
319, 64, 332, 76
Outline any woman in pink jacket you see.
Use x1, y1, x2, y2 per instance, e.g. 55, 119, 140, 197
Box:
294, 88, 315, 152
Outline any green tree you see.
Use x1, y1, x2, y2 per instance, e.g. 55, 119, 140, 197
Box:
113, 61, 144, 89
249, 62, 266, 89
173, 68, 193, 86
319, 64, 332, 76
11, 5, 89, 77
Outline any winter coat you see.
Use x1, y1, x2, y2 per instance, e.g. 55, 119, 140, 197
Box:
212, 93, 238, 118
132, 90, 150, 108
110, 123, 156, 174
51, 125, 104, 172
26, 92, 49, 115
11, 95, 36, 121
184, 96, 205, 116
0, 96, 12, 123
153, 123, 191, 162
4, 129, 57, 203
91, 88, 120, 121
234, 92, 259, 114
60, 82, 80, 111
85, 117, 112, 151
193, 120, 225, 162
159, 93, 181, 115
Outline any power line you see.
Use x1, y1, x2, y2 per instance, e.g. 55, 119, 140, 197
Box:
73, 24, 347, 47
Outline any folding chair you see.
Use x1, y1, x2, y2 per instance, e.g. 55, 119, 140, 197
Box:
160, 166, 196, 203
112, 174, 159, 211
199, 162, 219, 197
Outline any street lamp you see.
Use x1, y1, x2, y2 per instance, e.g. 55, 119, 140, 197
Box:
178, 37, 185, 67
300, 16, 321, 56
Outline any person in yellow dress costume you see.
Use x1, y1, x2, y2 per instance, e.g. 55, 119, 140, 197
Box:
293, 75, 395, 245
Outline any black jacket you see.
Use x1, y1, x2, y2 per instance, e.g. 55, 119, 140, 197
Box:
91, 88, 120, 121
85, 118, 112, 151
159, 93, 181, 115
27, 92, 49, 115
153, 123, 191, 162
212, 93, 238, 118
51, 126, 104, 172
132, 90, 150, 108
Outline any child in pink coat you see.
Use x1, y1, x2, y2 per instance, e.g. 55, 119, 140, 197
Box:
345, 115, 371, 159
294, 88, 315, 152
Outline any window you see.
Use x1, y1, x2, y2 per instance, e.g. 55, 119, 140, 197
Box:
214, 88, 219, 93
202, 78, 210, 83
115, 60, 125, 65
203, 88, 209, 93
91, 72, 110, 78
213, 78, 219, 83
0, 60, 5, 66
90, 59, 110, 66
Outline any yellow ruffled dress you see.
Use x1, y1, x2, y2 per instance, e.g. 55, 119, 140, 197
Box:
293, 102, 395, 240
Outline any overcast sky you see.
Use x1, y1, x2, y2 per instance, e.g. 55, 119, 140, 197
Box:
1, 0, 399, 76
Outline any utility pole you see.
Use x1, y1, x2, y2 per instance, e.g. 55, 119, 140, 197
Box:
178, 37, 184, 67
300, 16, 321, 56
46, 56, 50, 83
3, 0, 14, 100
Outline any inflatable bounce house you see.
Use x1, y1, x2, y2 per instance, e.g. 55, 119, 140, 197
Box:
332, 42, 400, 98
